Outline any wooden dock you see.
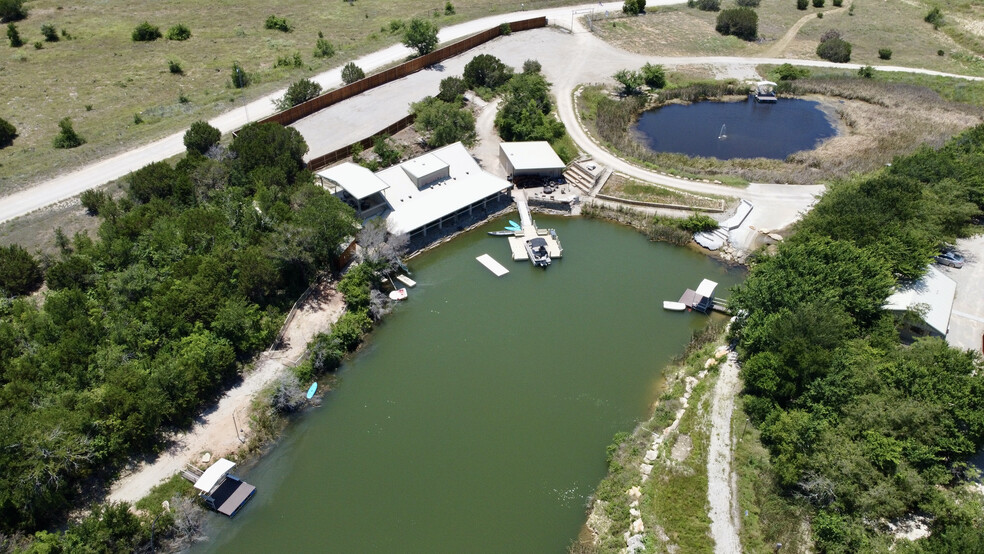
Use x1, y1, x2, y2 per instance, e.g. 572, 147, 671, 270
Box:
505, 189, 563, 263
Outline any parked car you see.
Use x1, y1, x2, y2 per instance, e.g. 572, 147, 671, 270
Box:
935, 250, 965, 268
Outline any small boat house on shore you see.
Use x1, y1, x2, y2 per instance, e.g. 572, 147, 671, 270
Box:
678, 279, 719, 313
186, 458, 256, 517
754, 81, 778, 103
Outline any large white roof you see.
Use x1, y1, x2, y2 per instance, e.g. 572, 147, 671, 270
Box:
317, 162, 390, 200
401, 153, 448, 183
194, 458, 236, 493
885, 265, 956, 336
695, 279, 718, 298
499, 142, 565, 172
380, 142, 510, 235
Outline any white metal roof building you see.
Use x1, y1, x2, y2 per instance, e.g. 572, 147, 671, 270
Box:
317, 142, 511, 240
885, 266, 956, 338
499, 142, 565, 179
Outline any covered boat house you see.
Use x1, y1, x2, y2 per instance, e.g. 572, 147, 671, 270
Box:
499, 142, 566, 181
192, 458, 256, 517
885, 266, 956, 339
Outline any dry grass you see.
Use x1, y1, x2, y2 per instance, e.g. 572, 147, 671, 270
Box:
0, 0, 578, 195
593, 0, 984, 75
602, 173, 725, 210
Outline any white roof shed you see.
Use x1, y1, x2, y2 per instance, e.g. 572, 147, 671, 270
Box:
499, 142, 565, 178
194, 458, 237, 493
317, 163, 390, 200
885, 266, 956, 337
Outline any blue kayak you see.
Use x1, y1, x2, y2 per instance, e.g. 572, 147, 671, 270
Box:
306, 382, 318, 399
509, 220, 521, 229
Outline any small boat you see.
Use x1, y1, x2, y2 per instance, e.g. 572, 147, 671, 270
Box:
663, 301, 686, 311
509, 220, 521, 229
306, 382, 318, 399
389, 288, 408, 300
524, 237, 551, 267
488, 230, 516, 236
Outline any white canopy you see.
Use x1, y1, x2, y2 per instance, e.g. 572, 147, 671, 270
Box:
695, 279, 718, 299
194, 458, 236, 493
317, 162, 390, 200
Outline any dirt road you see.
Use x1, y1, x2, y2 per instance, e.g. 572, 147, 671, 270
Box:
707, 351, 742, 554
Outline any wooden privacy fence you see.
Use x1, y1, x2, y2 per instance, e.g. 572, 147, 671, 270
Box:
256, 16, 547, 128
306, 114, 416, 171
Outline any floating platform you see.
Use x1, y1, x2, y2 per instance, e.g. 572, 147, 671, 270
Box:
396, 274, 416, 288
476, 254, 509, 276
506, 228, 563, 261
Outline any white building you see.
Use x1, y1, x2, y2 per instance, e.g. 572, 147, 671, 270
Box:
884, 266, 956, 339
316, 142, 511, 240
498, 141, 565, 180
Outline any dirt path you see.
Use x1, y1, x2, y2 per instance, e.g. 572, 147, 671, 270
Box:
470, 97, 506, 177
765, 0, 854, 58
707, 350, 742, 553
108, 281, 345, 505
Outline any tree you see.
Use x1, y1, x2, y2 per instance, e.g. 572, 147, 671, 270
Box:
314, 33, 335, 58
640, 62, 666, 89
812, 0, 824, 7
128, 161, 193, 204
0, 244, 43, 295
857, 65, 874, 78
183, 121, 221, 155
411, 96, 476, 147
694, 0, 720, 11
53, 117, 85, 149
495, 73, 565, 142
716, 7, 758, 41
613, 69, 644, 95
341, 62, 365, 84
0, 0, 27, 22
622, 0, 646, 16
131, 22, 161, 42
402, 17, 438, 56
924, 7, 943, 29
437, 76, 467, 103
816, 36, 852, 62
0, 115, 15, 147
797, 0, 808, 9
523, 59, 542, 74
264, 15, 292, 32
736, 0, 759, 6
463, 54, 512, 90
773, 63, 810, 81
878, 48, 892, 60
231, 61, 250, 88
41, 23, 58, 42
166, 24, 191, 41
230, 122, 309, 185
7, 21, 21, 46
275, 78, 323, 110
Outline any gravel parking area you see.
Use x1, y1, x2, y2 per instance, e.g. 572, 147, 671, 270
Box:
944, 235, 984, 353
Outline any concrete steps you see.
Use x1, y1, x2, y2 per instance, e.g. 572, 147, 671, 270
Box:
563, 161, 596, 194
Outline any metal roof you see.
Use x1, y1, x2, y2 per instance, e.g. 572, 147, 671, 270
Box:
695, 279, 718, 298
885, 265, 956, 336
317, 162, 390, 200
499, 142, 565, 172
194, 458, 236, 493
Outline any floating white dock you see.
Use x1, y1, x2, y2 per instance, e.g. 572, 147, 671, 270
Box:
396, 274, 416, 288
476, 254, 509, 276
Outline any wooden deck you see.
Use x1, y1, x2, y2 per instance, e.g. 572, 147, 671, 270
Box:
211, 476, 257, 517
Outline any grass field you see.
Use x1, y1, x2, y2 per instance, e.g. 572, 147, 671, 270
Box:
601, 173, 726, 210
0, 0, 577, 195
593, 0, 984, 75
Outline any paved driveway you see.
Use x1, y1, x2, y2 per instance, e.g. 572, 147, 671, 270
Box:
945, 235, 984, 352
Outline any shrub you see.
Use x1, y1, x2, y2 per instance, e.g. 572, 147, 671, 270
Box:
32, 40, 40, 49
0, 0, 27, 22
797, 0, 808, 9
499, 22, 511, 35
816, 11, 822, 18
613, 69, 644, 95
678, 213, 718, 233
812, 0, 824, 7
773, 63, 810, 81
168, 59, 182, 74
924, 7, 943, 29
736, 0, 759, 6
857, 65, 874, 78
314, 35, 335, 58
184, 121, 221, 154
411, 96, 476, 147
832, 0, 842, 5
695, 0, 720, 12
816, 36, 851, 62
166, 24, 191, 41
878, 48, 892, 60
402, 17, 438, 56
641, 62, 666, 89
341, 62, 365, 84
444, 1, 455, 15
819, 29, 841, 42
388, 20, 405, 33
463, 54, 512, 90
0, 244, 43, 296
265, 15, 292, 32
133, 113, 143, 125
79, 189, 107, 215
275, 78, 322, 110
132, 21, 161, 42
437, 76, 467, 103
938, 49, 945, 56
231, 61, 250, 88
7, 22, 21, 46
0, 115, 15, 147
53, 117, 85, 148
41, 24, 58, 42
623, 0, 646, 15
716, 7, 757, 41
523, 59, 542, 74
275, 52, 302, 68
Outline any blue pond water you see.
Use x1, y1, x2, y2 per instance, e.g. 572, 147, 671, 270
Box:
634, 98, 837, 160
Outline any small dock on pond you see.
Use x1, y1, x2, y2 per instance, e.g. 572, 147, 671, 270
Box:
505, 190, 563, 265
667, 279, 730, 314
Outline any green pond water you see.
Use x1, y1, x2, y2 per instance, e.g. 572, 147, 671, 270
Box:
196, 215, 743, 553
